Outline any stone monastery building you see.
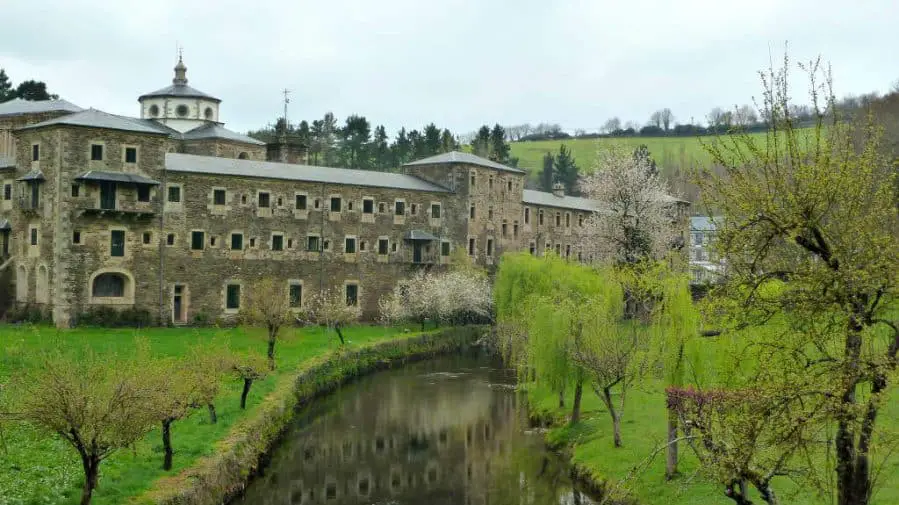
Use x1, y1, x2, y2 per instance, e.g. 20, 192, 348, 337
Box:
0, 58, 657, 327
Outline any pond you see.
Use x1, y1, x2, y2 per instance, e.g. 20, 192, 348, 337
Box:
232, 350, 596, 505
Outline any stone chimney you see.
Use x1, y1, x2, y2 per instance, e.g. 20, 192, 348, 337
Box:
552, 182, 565, 198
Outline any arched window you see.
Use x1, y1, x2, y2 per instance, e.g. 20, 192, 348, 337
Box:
36, 265, 49, 304
204, 107, 214, 120
92, 272, 126, 297
148, 104, 160, 117
237, 152, 249, 160
176, 104, 189, 117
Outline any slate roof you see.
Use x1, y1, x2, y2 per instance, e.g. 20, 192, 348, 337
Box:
16, 170, 44, 181
691, 216, 720, 232
0, 98, 83, 117
138, 83, 221, 102
0, 156, 14, 169
75, 171, 160, 186
18, 109, 172, 135
403, 230, 439, 241
403, 151, 525, 174
165, 153, 452, 193
521, 189, 602, 213
183, 123, 265, 146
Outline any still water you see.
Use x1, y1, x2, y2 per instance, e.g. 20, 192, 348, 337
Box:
232, 351, 596, 505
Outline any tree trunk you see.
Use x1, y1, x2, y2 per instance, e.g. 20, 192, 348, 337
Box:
334, 323, 346, 345
207, 403, 217, 424
79, 453, 100, 505
602, 386, 622, 447
836, 325, 872, 505
724, 480, 754, 505
267, 331, 277, 370
241, 378, 253, 409
666, 406, 679, 479
570, 377, 583, 425
162, 419, 173, 470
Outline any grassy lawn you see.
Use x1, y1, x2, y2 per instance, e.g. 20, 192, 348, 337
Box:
527, 338, 899, 505
0, 324, 410, 505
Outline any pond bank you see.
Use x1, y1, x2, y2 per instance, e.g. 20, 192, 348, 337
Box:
133, 326, 487, 505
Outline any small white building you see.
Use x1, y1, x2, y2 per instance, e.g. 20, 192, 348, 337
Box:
689, 216, 724, 284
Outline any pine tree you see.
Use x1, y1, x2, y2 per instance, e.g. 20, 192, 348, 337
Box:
489, 124, 510, 164
0, 69, 13, 103
338, 114, 372, 169
423, 123, 441, 156
297, 120, 311, 149
540, 152, 555, 192
319, 112, 339, 167
391, 127, 411, 166
308, 119, 324, 165
554, 144, 579, 195
372, 125, 390, 171
440, 129, 457, 153
471, 125, 491, 158
633, 144, 657, 176
408, 129, 427, 160
15, 80, 56, 101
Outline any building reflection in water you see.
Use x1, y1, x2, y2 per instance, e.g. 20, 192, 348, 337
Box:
232, 352, 593, 505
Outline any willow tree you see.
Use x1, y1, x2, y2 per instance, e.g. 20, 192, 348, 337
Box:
698, 54, 899, 505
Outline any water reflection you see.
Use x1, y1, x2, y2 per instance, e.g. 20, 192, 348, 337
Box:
233, 351, 594, 505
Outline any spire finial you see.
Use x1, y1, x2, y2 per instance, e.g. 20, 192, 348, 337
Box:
173, 46, 187, 86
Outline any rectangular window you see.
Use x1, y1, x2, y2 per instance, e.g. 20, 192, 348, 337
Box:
226, 284, 241, 310
470, 205, 475, 219
213, 189, 226, 205
529, 241, 536, 255
378, 202, 386, 213
32, 144, 39, 162
345, 284, 359, 307
359, 240, 366, 252
431, 203, 441, 219
566, 213, 571, 228
555, 213, 561, 227
486, 239, 494, 257
91, 144, 103, 161
125, 147, 137, 163
295, 194, 307, 210
345, 237, 356, 253
488, 176, 493, 190
289, 284, 302, 308
391, 242, 397, 253
258, 192, 270, 208
168, 186, 181, 203
137, 185, 150, 202
313, 198, 320, 209
410, 203, 417, 215
524, 207, 530, 224
110, 230, 125, 257
231, 233, 243, 250
347, 201, 353, 211
307, 235, 321, 252
142, 232, 151, 244
287, 238, 293, 249
30, 228, 38, 246
191, 231, 205, 251
566, 244, 571, 257
539, 209, 544, 225
513, 223, 519, 237
579, 214, 584, 227
501, 222, 508, 237
441, 241, 450, 256
249, 237, 256, 248
363, 198, 374, 214
72, 231, 81, 244
3, 184, 10, 200
395, 200, 405, 215
555, 243, 562, 255
468, 238, 475, 256
378, 238, 389, 255
470, 174, 476, 188
272, 234, 284, 251
488, 207, 494, 220
167, 233, 175, 246
507, 180, 512, 192
330, 197, 342, 212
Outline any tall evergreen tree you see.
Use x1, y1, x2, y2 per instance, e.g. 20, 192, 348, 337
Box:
15, 80, 56, 101
0, 69, 13, 103
319, 112, 339, 166
297, 120, 311, 148
554, 144, 579, 195
423, 123, 441, 156
440, 128, 457, 153
471, 125, 491, 158
408, 129, 427, 160
372, 125, 390, 171
540, 152, 555, 192
632, 144, 658, 176
391, 127, 412, 166
339, 114, 372, 169
308, 119, 324, 165
489, 124, 511, 164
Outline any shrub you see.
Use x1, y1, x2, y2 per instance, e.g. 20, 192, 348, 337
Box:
77, 306, 154, 327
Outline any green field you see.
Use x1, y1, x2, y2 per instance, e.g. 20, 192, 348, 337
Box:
527, 337, 899, 505
0, 324, 409, 505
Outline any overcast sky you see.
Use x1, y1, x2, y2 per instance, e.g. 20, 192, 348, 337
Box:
2, 0, 896, 136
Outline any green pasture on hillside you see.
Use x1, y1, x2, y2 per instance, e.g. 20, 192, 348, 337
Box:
0, 324, 409, 505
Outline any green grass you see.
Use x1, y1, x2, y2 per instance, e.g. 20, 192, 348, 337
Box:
527, 337, 899, 505
0, 324, 410, 505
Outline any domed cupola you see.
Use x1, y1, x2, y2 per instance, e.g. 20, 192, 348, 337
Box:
138, 55, 222, 133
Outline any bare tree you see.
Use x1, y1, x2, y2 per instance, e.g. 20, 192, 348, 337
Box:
733, 104, 758, 126
624, 120, 640, 131
603, 116, 622, 133
649, 110, 663, 128
706, 107, 726, 128
16, 349, 157, 505
659, 108, 674, 131
242, 278, 293, 370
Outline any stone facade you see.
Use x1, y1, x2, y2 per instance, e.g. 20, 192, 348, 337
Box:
0, 61, 689, 328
